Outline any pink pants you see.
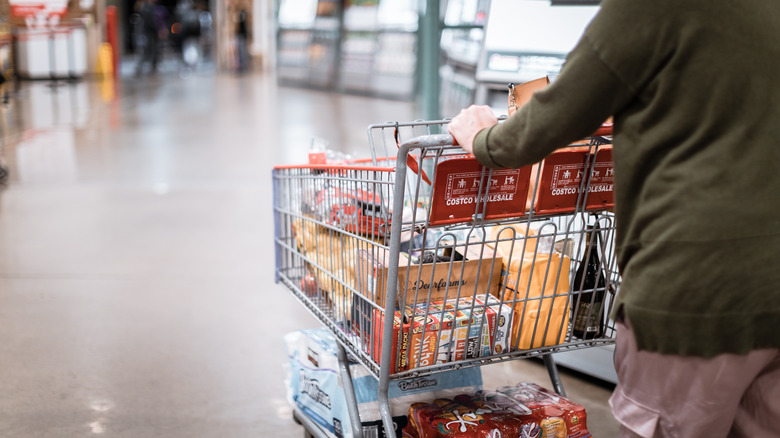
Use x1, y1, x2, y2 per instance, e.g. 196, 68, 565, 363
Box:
609, 318, 780, 437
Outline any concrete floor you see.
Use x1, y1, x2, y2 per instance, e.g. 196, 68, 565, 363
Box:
0, 72, 619, 437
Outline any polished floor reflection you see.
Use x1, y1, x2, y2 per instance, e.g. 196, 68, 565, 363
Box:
0, 73, 618, 437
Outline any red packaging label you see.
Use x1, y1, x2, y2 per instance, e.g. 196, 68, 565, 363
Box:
535, 147, 614, 215
429, 158, 532, 226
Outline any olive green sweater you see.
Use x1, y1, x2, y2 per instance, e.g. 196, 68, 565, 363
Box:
473, 0, 780, 357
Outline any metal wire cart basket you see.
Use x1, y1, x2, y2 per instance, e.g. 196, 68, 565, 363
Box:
274, 119, 619, 438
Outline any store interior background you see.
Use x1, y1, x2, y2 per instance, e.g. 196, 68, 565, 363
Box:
0, 0, 621, 436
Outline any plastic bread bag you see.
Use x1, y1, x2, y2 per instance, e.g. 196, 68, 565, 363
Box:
487, 224, 571, 350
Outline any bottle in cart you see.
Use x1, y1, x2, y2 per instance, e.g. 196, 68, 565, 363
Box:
571, 224, 606, 339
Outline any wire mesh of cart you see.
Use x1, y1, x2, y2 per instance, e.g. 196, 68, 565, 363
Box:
274, 119, 619, 438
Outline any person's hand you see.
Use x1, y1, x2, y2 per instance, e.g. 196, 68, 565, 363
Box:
448, 105, 498, 154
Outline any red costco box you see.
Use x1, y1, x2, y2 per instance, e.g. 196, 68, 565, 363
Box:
533, 146, 614, 215
428, 157, 533, 226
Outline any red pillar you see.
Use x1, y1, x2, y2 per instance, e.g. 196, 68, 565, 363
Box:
106, 5, 119, 79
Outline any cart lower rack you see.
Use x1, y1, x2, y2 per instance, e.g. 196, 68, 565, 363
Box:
274, 119, 619, 438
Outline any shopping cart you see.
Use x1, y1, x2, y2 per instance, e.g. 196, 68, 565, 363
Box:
274, 119, 619, 438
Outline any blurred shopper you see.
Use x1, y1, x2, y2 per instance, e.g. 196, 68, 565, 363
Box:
448, 0, 780, 437
0, 67, 8, 106
175, 0, 202, 70
234, 6, 250, 72
0, 72, 7, 185
197, 5, 213, 61
134, 0, 168, 75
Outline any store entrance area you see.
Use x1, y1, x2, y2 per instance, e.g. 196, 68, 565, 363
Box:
0, 73, 619, 437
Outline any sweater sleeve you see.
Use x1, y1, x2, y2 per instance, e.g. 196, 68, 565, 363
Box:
472, 33, 635, 169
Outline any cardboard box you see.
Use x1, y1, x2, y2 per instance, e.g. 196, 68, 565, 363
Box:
445, 295, 513, 360
534, 145, 615, 215
428, 157, 533, 226
371, 296, 514, 373
355, 246, 502, 308
505, 79, 617, 217
371, 308, 414, 374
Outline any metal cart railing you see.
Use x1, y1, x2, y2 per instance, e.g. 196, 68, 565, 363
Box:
274, 119, 618, 438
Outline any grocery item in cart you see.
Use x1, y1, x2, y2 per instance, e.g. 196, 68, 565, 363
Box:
405, 394, 532, 438
507, 77, 615, 216
404, 382, 590, 438
371, 295, 514, 373
405, 296, 513, 366
315, 186, 390, 237
285, 328, 482, 438
292, 219, 362, 317
488, 225, 571, 350
427, 156, 533, 226
485, 382, 591, 438
533, 146, 615, 215
355, 245, 502, 308
571, 225, 607, 340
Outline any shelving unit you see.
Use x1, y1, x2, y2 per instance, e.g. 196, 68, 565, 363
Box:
438, 0, 489, 118
369, 0, 417, 99
276, 0, 417, 99
276, 0, 341, 88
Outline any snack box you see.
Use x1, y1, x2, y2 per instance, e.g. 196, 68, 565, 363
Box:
371, 296, 514, 373
406, 296, 514, 361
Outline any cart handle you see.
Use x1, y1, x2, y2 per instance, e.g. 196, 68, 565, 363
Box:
401, 133, 459, 149
401, 123, 613, 151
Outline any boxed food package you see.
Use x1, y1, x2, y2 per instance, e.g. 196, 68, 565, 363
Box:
371, 296, 514, 373
355, 246, 502, 308
285, 328, 482, 438
404, 382, 591, 438
533, 146, 615, 215
506, 77, 615, 215
488, 225, 571, 350
412, 296, 513, 361
427, 156, 533, 226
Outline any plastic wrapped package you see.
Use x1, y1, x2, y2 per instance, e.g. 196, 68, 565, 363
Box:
291, 219, 362, 317
404, 382, 590, 438
285, 328, 483, 438
488, 224, 571, 350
